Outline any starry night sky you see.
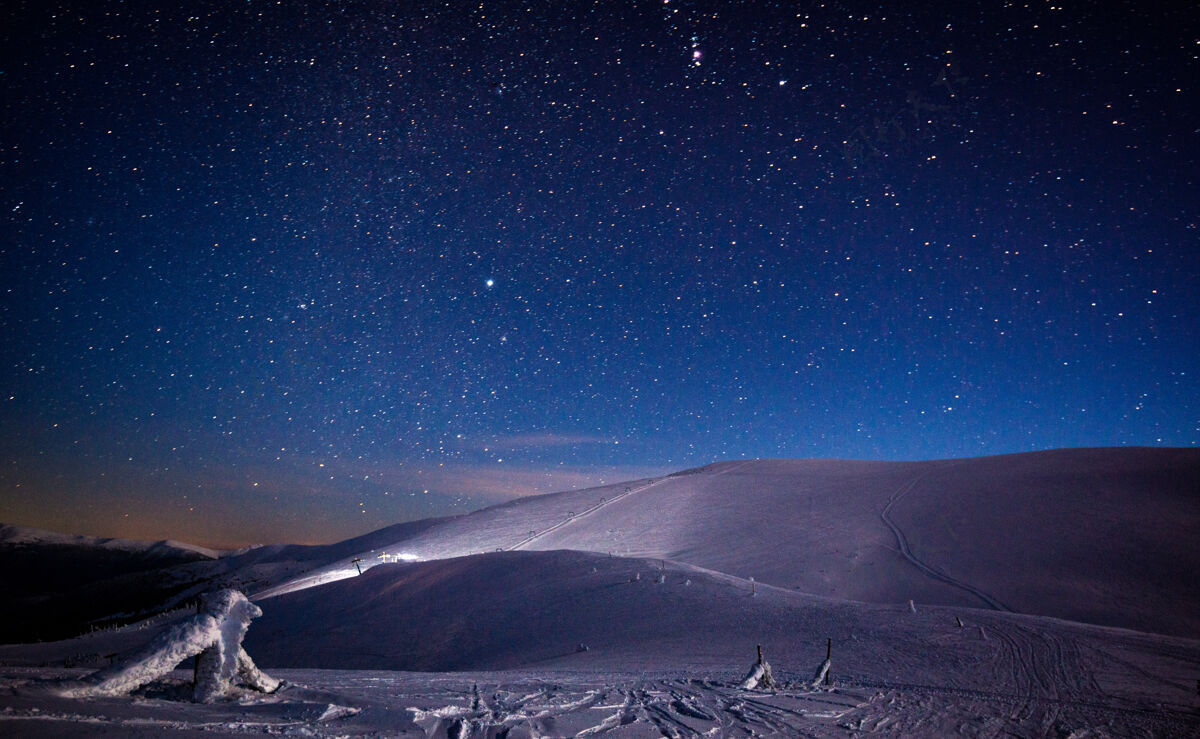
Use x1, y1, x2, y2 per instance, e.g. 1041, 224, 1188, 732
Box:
2, 1, 1196, 547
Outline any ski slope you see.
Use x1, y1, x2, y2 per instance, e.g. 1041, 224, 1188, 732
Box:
256, 448, 1200, 637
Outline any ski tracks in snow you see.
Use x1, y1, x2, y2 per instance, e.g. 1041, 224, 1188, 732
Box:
839, 617, 1194, 738
506, 477, 668, 552
409, 678, 867, 737
985, 618, 1089, 731
507, 461, 753, 554
879, 466, 1014, 612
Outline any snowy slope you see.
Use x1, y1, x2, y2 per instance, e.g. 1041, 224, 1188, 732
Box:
5, 448, 1195, 646
262, 448, 1200, 637
2, 448, 1199, 736
244, 548, 1200, 717
5, 548, 1198, 736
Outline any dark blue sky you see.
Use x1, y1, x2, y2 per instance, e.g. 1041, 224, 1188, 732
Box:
2, 1, 1196, 546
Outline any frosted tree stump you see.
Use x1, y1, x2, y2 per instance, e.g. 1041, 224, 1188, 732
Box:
57, 589, 279, 703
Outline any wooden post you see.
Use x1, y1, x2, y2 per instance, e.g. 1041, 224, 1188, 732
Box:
756, 644, 763, 665
956, 616, 964, 628
351, 557, 363, 575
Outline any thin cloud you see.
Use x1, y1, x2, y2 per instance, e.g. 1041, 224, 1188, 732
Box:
459, 433, 621, 451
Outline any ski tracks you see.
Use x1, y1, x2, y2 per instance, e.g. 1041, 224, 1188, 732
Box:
508, 460, 751, 553
409, 678, 867, 737
506, 477, 667, 552
926, 614, 1130, 736
879, 467, 1013, 612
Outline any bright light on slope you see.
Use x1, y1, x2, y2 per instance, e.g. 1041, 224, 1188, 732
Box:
377, 552, 422, 563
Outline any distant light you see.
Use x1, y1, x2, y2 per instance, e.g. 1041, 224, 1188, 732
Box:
377, 551, 422, 563
486, 278, 495, 287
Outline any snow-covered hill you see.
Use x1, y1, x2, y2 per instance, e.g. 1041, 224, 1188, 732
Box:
245, 547, 1200, 687
260, 447, 1200, 638
2, 448, 1199, 736
7, 449, 1196, 643
5, 548, 1199, 736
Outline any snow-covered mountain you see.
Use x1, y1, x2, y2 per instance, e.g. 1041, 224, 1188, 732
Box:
2, 448, 1198, 736
244, 546, 1200, 680
6, 448, 1198, 644
0, 524, 220, 643
0, 524, 223, 559
257, 447, 1200, 638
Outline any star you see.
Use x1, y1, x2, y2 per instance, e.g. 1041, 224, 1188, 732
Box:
0, 0, 1191, 546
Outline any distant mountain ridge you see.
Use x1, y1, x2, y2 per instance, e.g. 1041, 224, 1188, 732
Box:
0, 518, 450, 643
0, 523, 223, 559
